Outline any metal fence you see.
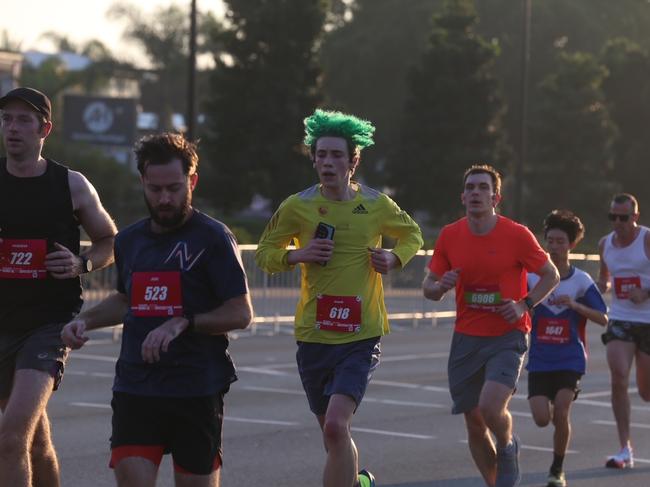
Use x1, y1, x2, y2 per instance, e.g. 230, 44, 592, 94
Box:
81, 244, 601, 336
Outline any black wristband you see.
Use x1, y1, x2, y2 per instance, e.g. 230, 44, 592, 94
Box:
523, 296, 535, 311
183, 312, 195, 333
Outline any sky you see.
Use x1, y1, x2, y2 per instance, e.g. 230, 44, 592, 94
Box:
1, 0, 225, 65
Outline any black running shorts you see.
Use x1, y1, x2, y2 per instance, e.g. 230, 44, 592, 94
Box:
527, 370, 582, 401
110, 391, 225, 475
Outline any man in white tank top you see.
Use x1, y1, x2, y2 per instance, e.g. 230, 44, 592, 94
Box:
597, 193, 650, 469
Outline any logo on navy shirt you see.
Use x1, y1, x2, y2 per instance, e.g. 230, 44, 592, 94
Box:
164, 242, 205, 271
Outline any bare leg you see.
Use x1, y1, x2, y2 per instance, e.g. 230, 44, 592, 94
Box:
464, 407, 497, 487
0, 369, 55, 487
113, 456, 158, 487
551, 389, 575, 459
478, 380, 514, 449
31, 412, 60, 487
174, 467, 220, 487
606, 341, 635, 449
318, 394, 358, 487
635, 350, 650, 402
528, 396, 551, 428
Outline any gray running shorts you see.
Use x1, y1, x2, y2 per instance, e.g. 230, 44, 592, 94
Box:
0, 322, 69, 399
447, 329, 528, 415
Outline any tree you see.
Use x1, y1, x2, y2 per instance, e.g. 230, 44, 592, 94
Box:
601, 38, 650, 214
201, 0, 327, 213
390, 0, 507, 224
26, 32, 129, 95
526, 51, 617, 238
108, 2, 222, 131
319, 0, 442, 186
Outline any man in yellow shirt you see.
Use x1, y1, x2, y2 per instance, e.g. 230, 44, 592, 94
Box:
256, 109, 423, 487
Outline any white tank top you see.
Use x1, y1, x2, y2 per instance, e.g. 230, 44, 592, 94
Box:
603, 226, 650, 322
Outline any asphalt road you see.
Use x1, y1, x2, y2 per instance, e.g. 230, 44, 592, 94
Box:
50, 320, 650, 487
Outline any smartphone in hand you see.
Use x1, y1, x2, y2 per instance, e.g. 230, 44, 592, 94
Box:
314, 222, 335, 266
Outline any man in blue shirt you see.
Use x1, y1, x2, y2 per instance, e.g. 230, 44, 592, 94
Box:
62, 133, 253, 486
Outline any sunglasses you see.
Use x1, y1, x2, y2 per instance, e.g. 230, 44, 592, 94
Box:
608, 213, 632, 222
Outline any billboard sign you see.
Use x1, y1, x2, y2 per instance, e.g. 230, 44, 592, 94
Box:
64, 95, 137, 146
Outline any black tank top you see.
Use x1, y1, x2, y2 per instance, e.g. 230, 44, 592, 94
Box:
0, 158, 83, 331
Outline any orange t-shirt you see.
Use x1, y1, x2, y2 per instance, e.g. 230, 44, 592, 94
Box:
428, 216, 549, 336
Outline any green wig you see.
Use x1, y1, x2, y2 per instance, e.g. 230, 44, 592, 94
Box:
303, 109, 375, 152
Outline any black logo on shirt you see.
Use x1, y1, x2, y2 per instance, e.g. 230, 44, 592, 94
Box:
352, 204, 368, 214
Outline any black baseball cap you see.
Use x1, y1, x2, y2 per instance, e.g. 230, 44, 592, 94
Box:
0, 87, 52, 121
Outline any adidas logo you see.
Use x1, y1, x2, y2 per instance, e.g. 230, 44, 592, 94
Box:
352, 204, 368, 214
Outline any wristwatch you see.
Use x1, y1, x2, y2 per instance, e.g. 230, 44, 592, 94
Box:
80, 255, 93, 274
523, 295, 535, 311
183, 312, 195, 333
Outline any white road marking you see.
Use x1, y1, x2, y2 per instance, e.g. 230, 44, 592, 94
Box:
364, 397, 446, 409
371, 379, 450, 393
237, 366, 292, 376
510, 410, 533, 418
521, 444, 578, 454
351, 427, 435, 440
380, 352, 450, 362
67, 371, 113, 378
241, 386, 303, 395
576, 399, 650, 411
460, 439, 577, 454
70, 402, 110, 409
226, 417, 299, 426
593, 419, 650, 430
255, 352, 450, 370
69, 402, 299, 426
241, 386, 445, 408
69, 353, 117, 363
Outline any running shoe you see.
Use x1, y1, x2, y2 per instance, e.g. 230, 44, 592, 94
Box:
495, 434, 521, 487
357, 469, 376, 487
605, 446, 634, 469
546, 471, 566, 487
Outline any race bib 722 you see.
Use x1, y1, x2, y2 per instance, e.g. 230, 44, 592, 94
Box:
0, 239, 47, 279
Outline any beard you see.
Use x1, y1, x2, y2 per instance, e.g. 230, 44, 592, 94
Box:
144, 191, 192, 229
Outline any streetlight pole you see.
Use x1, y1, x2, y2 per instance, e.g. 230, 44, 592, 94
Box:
514, 0, 531, 221
187, 0, 197, 141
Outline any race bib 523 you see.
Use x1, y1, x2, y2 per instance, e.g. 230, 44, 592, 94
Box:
130, 271, 183, 317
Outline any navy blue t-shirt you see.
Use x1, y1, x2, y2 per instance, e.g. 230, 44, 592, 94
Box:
113, 209, 249, 397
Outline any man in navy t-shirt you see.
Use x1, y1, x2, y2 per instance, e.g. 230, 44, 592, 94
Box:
62, 133, 253, 486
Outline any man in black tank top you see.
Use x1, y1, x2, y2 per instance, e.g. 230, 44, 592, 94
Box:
0, 87, 117, 487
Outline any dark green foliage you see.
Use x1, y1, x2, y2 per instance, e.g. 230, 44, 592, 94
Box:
391, 0, 507, 223
319, 0, 442, 186
601, 38, 650, 217
526, 51, 617, 237
201, 0, 327, 213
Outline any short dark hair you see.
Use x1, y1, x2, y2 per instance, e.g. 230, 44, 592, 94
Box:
544, 209, 585, 244
612, 193, 639, 213
463, 164, 502, 194
134, 133, 198, 176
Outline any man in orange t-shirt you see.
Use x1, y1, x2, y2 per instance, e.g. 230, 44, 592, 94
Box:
423, 164, 559, 487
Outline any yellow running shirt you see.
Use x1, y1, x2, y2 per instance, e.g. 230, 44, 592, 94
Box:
256, 182, 423, 344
